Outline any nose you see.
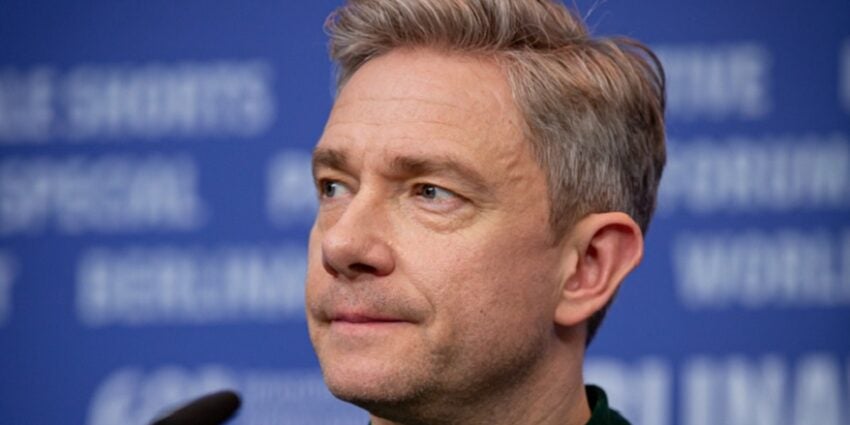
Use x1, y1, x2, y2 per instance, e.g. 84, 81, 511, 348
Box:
320, 194, 395, 280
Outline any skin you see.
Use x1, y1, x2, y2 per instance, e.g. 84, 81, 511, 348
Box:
306, 47, 643, 425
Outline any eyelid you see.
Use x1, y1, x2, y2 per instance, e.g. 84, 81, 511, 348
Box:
316, 177, 353, 199
414, 183, 458, 200
313, 163, 352, 186
411, 183, 472, 215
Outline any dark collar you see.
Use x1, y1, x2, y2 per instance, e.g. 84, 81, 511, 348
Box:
585, 385, 631, 425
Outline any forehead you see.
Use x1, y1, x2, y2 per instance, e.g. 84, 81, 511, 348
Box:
318, 48, 529, 166
336, 48, 514, 117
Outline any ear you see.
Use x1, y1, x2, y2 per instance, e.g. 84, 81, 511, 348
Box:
554, 212, 644, 328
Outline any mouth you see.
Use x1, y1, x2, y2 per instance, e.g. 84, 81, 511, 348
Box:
330, 312, 409, 324
318, 309, 417, 340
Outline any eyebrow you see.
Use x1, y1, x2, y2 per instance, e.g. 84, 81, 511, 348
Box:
312, 147, 490, 193
388, 155, 488, 190
312, 148, 351, 177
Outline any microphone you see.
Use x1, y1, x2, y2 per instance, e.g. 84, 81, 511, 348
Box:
150, 390, 242, 425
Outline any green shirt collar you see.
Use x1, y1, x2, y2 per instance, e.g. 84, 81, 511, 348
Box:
585, 385, 631, 425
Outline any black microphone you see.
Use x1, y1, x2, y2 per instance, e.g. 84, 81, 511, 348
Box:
150, 390, 241, 425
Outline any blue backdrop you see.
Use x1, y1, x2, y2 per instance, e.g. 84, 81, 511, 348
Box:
1, 1, 849, 424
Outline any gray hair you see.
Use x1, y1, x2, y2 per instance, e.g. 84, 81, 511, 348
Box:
325, 0, 666, 345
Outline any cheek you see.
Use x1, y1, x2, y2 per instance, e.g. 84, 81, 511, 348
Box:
409, 234, 558, 376
407, 226, 559, 330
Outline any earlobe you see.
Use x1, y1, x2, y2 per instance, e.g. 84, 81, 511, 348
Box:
554, 212, 644, 328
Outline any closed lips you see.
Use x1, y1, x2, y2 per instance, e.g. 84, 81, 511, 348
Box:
331, 313, 408, 323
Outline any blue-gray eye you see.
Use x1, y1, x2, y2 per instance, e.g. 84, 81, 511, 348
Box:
321, 180, 348, 198
417, 184, 454, 200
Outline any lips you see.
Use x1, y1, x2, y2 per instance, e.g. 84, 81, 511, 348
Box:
330, 312, 408, 324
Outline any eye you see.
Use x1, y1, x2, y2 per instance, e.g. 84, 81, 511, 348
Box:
318, 179, 351, 199
414, 184, 457, 201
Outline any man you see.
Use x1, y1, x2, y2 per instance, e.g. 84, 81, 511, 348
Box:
305, 1, 665, 424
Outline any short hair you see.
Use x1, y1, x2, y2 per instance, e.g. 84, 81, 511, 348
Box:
325, 0, 666, 345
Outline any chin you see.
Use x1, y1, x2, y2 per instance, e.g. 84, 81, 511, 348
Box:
328, 379, 440, 425
322, 356, 407, 400
319, 357, 439, 420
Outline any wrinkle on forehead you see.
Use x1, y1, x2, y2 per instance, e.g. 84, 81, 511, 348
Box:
327, 97, 510, 135
333, 48, 517, 119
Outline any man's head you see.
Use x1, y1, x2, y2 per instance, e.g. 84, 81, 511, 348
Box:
326, 0, 665, 344
306, 0, 665, 423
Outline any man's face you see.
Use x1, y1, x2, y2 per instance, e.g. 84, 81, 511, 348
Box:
306, 48, 568, 411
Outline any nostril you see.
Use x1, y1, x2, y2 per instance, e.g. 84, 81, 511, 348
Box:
349, 263, 377, 274
321, 255, 380, 278
320, 229, 395, 279
322, 256, 340, 277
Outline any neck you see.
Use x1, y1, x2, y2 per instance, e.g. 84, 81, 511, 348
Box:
370, 327, 591, 425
